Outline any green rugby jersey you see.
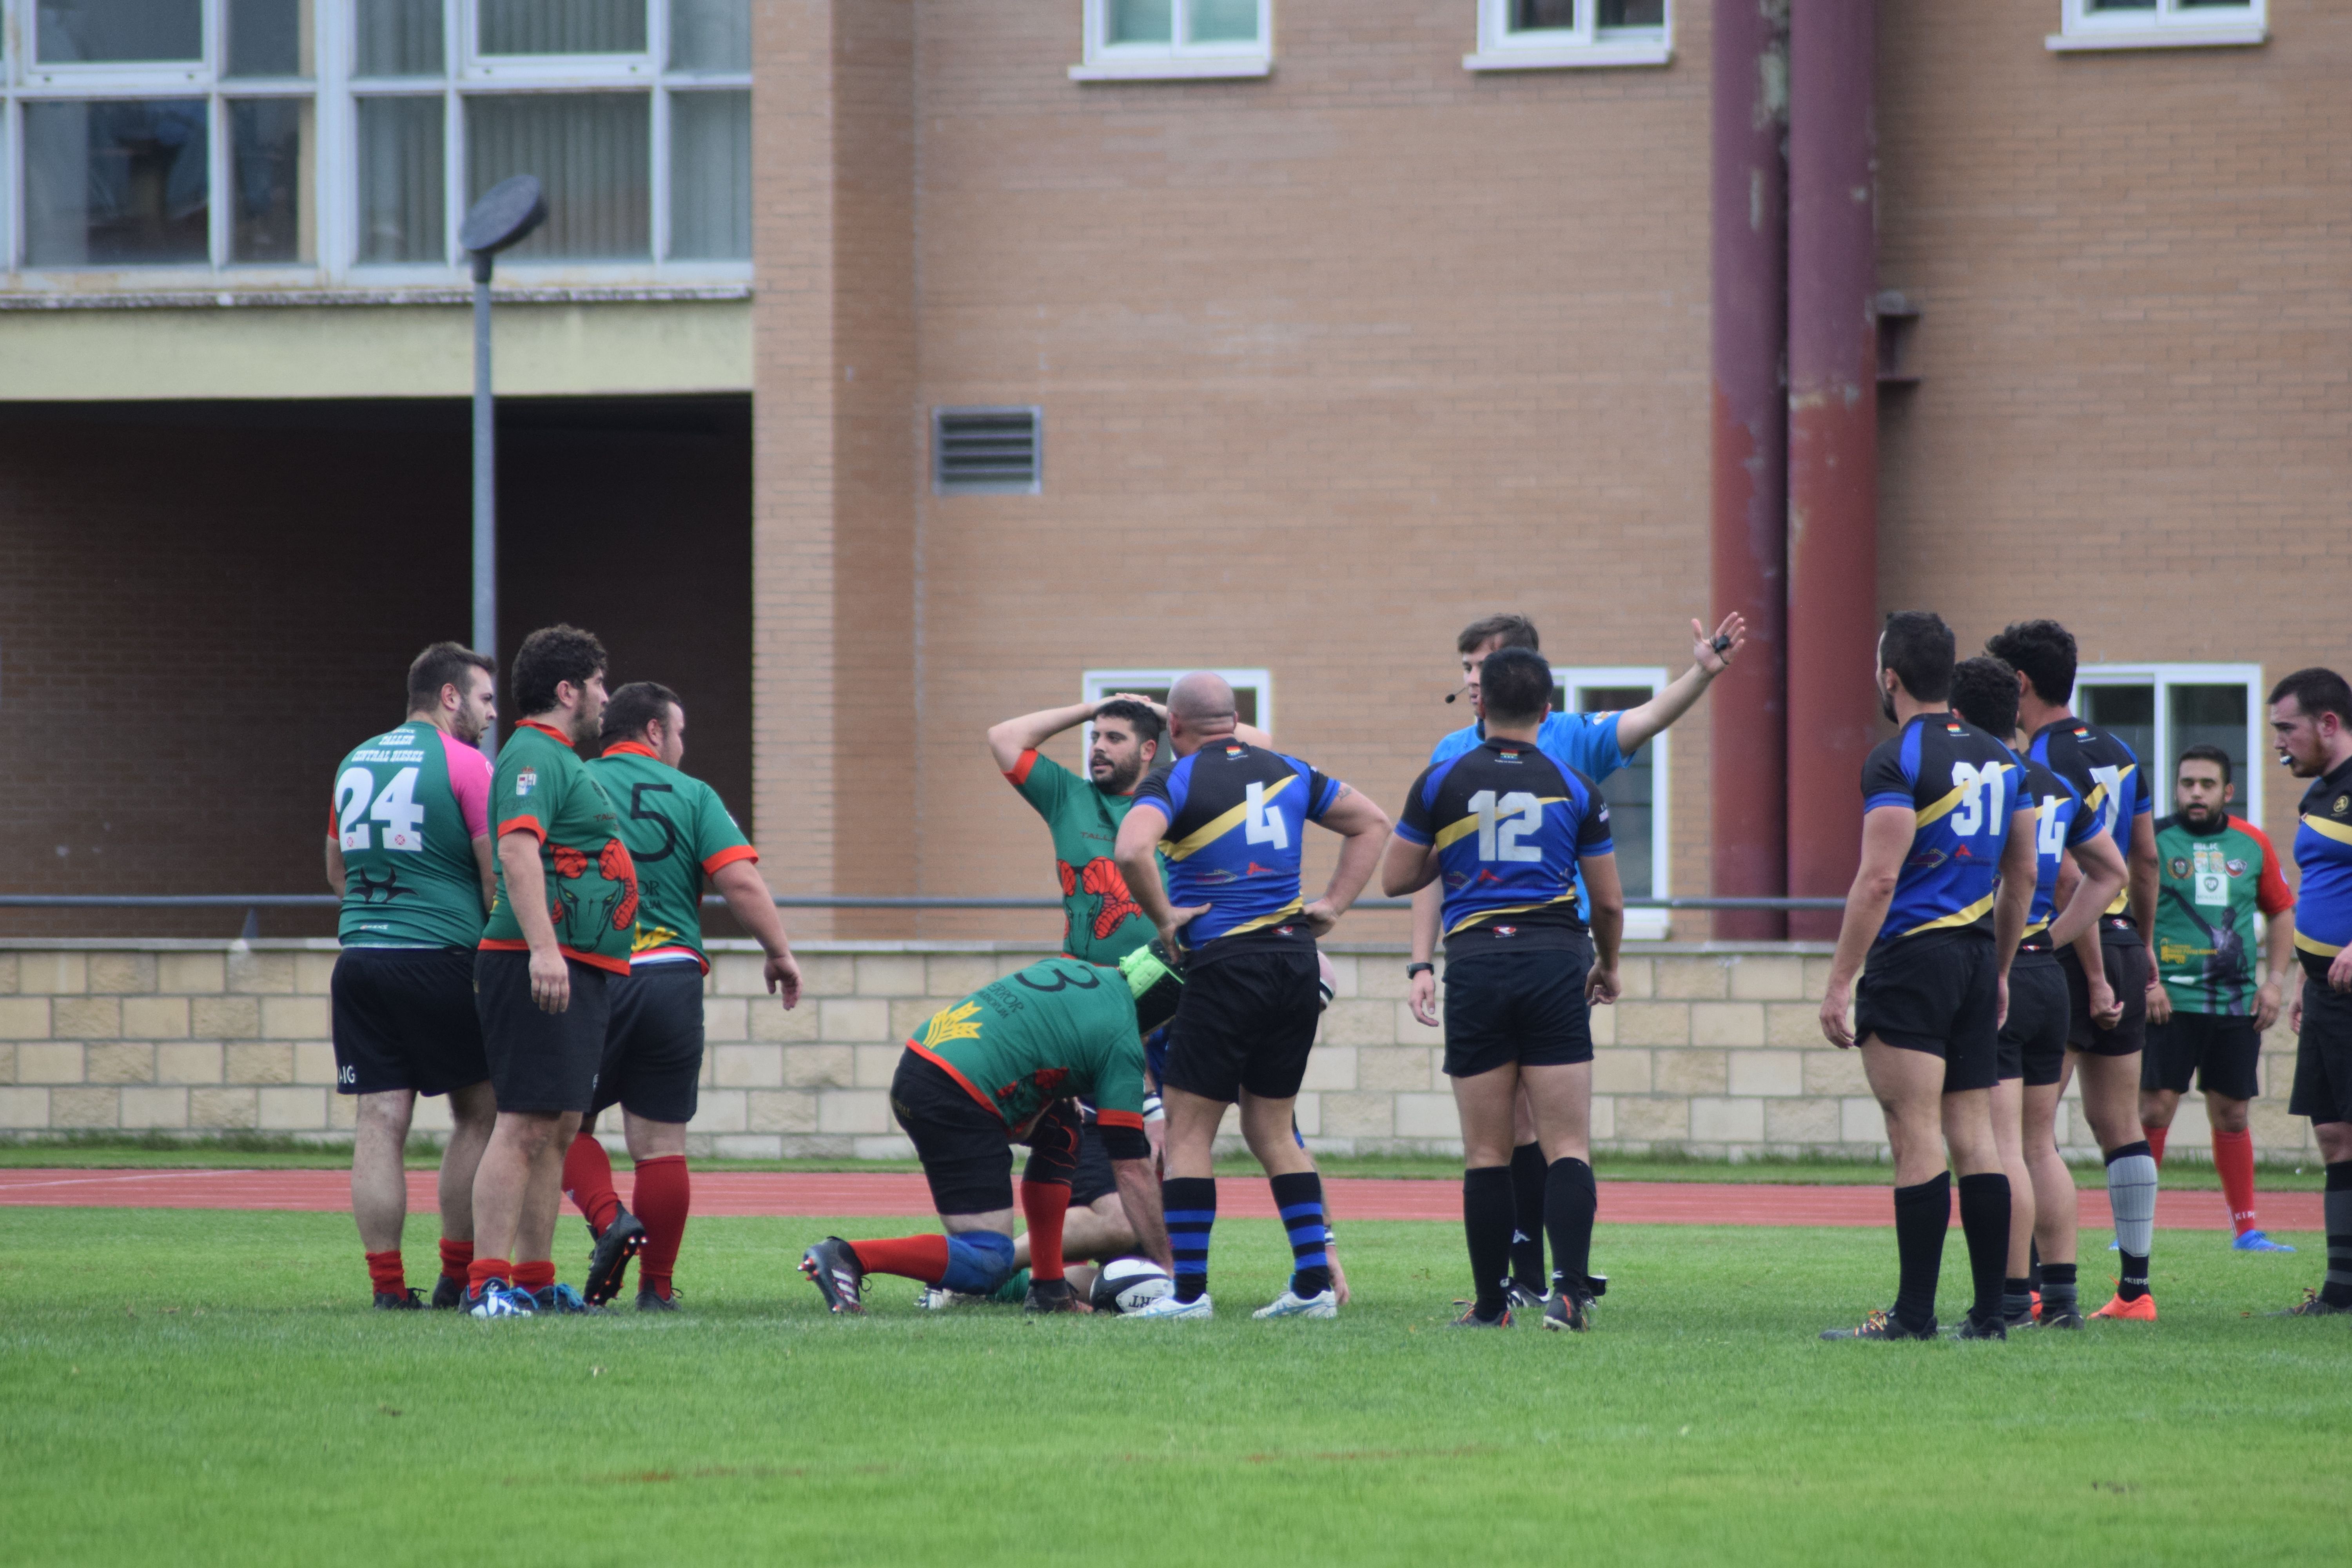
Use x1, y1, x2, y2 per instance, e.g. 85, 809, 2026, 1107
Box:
584, 742, 757, 971
330, 720, 494, 949
1004, 748, 1154, 965
480, 719, 639, 975
2152, 813, 2294, 1015
905, 957, 1148, 1137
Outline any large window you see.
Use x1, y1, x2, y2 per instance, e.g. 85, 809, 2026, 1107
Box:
1081, 670, 1273, 744
1070, 0, 1272, 81
1, 0, 752, 280
1465, 0, 1673, 72
2075, 663, 2266, 824
2047, 0, 2265, 52
1555, 667, 1671, 940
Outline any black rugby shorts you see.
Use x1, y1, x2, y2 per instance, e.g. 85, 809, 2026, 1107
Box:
473, 949, 610, 1115
2289, 964, 2352, 1126
2058, 927, 2149, 1057
592, 962, 707, 1123
1065, 1118, 1121, 1209
1998, 951, 2070, 1088
2142, 1010, 2263, 1102
891, 1050, 1016, 1216
1853, 929, 1999, 1093
1159, 945, 1323, 1104
1440, 940, 1596, 1079
330, 947, 489, 1097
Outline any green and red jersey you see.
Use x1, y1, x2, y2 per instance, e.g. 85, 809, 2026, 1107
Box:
480, 719, 639, 975
329, 720, 494, 950
905, 957, 1148, 1137
1004, 748, 1153, 965
2152, 813, 2293, 1015
584, 742, 758, 971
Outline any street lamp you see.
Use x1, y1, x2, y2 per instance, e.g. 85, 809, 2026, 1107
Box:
459, 174, 548, 759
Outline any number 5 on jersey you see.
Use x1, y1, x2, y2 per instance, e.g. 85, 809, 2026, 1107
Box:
336, 766, 426, 853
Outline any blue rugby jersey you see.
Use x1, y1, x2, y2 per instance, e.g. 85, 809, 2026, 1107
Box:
2291, 757, 2352, 976
1394, 737, 1612, 949
2028, 716, 2152, 926
1128, 741, 1344, 955
1429, 709, 1631, 781
1860, 713, 2022, 946
2016, 756, 2101, 950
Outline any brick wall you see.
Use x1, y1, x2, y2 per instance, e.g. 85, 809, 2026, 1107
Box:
1, 939, 2321, 1164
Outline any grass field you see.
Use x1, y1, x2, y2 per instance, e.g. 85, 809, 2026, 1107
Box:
1, 1207, 2339, 1566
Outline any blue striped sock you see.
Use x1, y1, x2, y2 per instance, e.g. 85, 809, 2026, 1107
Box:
1271, 1171, 1330, 1298
1163, 1176, 1216, 1303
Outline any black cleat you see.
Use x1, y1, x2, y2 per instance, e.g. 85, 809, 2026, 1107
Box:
582, 1209, 648, 1307
2267, 1288, 2352, 1318
1450, 1303, 1512, 1328
1023, 1277, 1084, 1314
428, 1275, 466, 1310
1504, 1280, 1548, 1314
373, 1287, 425, 1311
531, 1283, 605, 1315
637, 1285, 681, 1313
1541, 1290, 1594, 1334
1821, 1306, 1936, 1341
1953, 1312, 2008, 1341
801, 1236, 866, 1314
2038, 1304, 2084, 1330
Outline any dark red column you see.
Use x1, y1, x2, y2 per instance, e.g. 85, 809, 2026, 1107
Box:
1784, 0, 1880, 941
1709, 0, 1791, 941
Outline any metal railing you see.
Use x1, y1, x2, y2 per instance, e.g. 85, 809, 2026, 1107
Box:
0, 893, 1844, 911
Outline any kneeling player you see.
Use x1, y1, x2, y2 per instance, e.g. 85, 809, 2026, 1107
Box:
800, 948, 1178, 1314
1382, 647, 1623, 1331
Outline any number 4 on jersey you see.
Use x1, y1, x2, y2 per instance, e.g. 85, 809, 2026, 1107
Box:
336, 766, 427, 853
1243, 781, 1289, 849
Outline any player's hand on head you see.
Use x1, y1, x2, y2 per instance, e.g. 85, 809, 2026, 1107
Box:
1407, 970, 1439, 1028
1585, 964, 1621, 1006
529, 948, 570, 1014
767, 951, 802, 1009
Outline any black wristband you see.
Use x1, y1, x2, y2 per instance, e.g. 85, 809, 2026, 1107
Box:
1405, 961, 1434, 978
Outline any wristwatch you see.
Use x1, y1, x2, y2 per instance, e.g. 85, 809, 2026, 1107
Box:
1405, 962, 1434, 978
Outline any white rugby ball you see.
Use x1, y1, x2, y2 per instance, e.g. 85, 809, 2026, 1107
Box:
1091, 1258, 1175, 1315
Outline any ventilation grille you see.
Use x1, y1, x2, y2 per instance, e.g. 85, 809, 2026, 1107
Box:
934, 407, 1042, 494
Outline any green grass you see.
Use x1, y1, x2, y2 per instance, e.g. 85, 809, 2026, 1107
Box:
0, 1208, 2339, 1566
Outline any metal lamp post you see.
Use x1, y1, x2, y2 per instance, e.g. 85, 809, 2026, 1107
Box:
459, 174, 548, 759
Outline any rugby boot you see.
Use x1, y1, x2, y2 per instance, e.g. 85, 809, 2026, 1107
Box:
2037, 1300, 2085, 1330
1254, 1288, 1338, 1320
582, 1208, 648, 1307
1819, 1306, 1935, 1341
2266, 1288, 2352, 1317
1449, 1303, 1512, 1328
636, 1285, 680, 1313
1126, 1292, 1213, 1320
2232, 1230, 2297, 1254
1022, 1277, 1086, 1314
530, 1283, 605, 1315
800, 1236, 866, 1315
465, 1279, 535, 1319
429, 1275, 467, 1311
1504, 1281, 1549, 1314
2090, 1291, 2158, 1322
2002, 1301, 2038, 1332
1953, 1313, 2008, 1341
1541, 1289, 1595, 1334
372, 1287, 425, 1311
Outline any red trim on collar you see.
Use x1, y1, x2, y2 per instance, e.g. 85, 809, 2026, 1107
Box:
603, 740, 661, 761
515, 719, 574, 744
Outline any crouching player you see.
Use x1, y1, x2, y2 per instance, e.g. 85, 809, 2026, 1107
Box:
801, 947, 1180, 1314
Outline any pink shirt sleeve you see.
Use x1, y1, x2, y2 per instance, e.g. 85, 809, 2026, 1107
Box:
440, 730, 493, 839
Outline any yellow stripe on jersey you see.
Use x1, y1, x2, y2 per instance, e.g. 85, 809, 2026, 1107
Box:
1446, 893, 1581, 938
1162, 774, 1296, 862
2301, 813, 2352, 847
1219, 898, 1306, 939
2295, 930, 2345, 959
1914, 782, 1967, 828
1434, 795, 1569, 852
1899, 890, 1997, 938
2021, 918, 2048, 940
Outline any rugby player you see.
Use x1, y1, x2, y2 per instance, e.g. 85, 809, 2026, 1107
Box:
1948, 657, 2127, 1328
1818, 614, 2034, 1341
1414, 611, 1744, 1306
1987, 619, 2165, 1321
2265, 668, 2352, 1316
559, 682, 803, 1310
1112, 672, 1392, 1321
324, 642, 501, 1309
465, 626, 639, 1318
800, 948, 1179, 1314
2141, 744, 2298, 1252
1382, 647, 1622, 1331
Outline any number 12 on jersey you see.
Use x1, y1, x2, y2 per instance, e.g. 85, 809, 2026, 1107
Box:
336, 766, 426, 853
1469, 789, 1543, 863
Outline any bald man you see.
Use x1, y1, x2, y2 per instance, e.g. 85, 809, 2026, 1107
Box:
1114, 674, 1391, 1320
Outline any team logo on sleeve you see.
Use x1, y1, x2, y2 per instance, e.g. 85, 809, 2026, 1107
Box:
514, 768, 538, 797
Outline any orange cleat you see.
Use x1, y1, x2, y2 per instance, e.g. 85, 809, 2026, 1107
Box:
2090, 1292, 2157, 1322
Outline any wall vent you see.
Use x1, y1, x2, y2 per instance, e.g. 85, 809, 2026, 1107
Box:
933, 406, 1042, 494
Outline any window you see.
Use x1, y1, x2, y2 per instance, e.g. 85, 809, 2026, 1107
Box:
2047, 0, 2265, 52
1, 0, 753, 281
1070, 0, 1272, 82
1465, 0, 1673, 72
2074, 664, 2265, 825
1555, 667, 1671, 939
1081, 669, 1273, 755
933, 407, 1042, 495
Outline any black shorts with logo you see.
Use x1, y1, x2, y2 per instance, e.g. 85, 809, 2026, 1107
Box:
473, 949, 610, 1115
1440, 937, 1596, 1079
2289, 962, 2352, 1125
1159, 941, 1323, 1104
592, 962, 706, 1123
2058, 924, 2150, 1057
889, 1051, 1085, 1216
2143, 1009, 2263, 1101
2000, 950, 2070, 1088
1853, 928, 1999, 1093
330, 947, 489, 1097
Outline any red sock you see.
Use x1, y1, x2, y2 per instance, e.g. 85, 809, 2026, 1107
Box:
562, 1132, 622, 1235
438, 1238, 474, 1282
512, 1259, 556, 1294
850, 1234, 951, 1282
365, 1250, 406, 1296
468, 1257, 514, 1292
1021, 1179, 1071, 1283
2213, 1126, 2259, 1234
632, 1155, 691, 1298
2144, 1124, 2168, 1165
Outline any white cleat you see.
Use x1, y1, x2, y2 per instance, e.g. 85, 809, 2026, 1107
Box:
1126, 1292, 1214, 1320
1254, 1289, 1338, 1320
913, 1287, 980, 1310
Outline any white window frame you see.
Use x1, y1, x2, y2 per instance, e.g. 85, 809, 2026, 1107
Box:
2073, 662, 2265, 825
2047, 0, 2265, 53
1069, 0, 1273, 83
1556, 664, 1671, 940
1465, 0, 1672, 73
1081, 668, 1274, 752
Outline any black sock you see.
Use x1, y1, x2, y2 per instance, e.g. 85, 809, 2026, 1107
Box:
1163, 1176, 1215, 1303
1461, 1166, 1514, 1317
1892, 1173, 1951, 1333
1269, 1171, 1331, 1299
2041, 1261, 2078, 1316
1508, 1142, 1548, 1288
2003, 1278, 2033, 1322
2028, 1238, 2042, 1294
1956, 1172, 2011, 1326
2323, 1162, 2352, 1308
1544, 1156, 1598, 1299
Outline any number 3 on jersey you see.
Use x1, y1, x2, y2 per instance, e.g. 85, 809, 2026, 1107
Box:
1948, 761, 2007, 838
336, 766, 426, 853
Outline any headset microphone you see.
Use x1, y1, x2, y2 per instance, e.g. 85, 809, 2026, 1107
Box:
1443, 684, 1470, 704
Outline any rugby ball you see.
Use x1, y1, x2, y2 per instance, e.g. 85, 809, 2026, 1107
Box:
1090, 1258, 1175, 1315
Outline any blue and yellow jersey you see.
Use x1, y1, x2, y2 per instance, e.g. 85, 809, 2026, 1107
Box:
1128, 742, 1344, 952
2016, 757, 2101, 949
2028, 717, 2151, 923
1429, 709, 1631, 780
1394, 738, 1612, 949
1860, 713, 2022, 946
2292, 759, 2352, 976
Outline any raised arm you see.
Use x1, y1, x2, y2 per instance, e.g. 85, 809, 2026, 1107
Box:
710, 858, 802, 1009
1299, 787, 1392, 938
1818, 805, 1916, 1048
1613, 613, 1746, 757
986, 699, 1101, 774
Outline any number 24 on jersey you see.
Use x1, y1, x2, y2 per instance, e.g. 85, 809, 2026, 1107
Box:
337, 766, 427, 853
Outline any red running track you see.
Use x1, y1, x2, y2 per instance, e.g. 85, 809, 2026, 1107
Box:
0, 1169, 2319, 1230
